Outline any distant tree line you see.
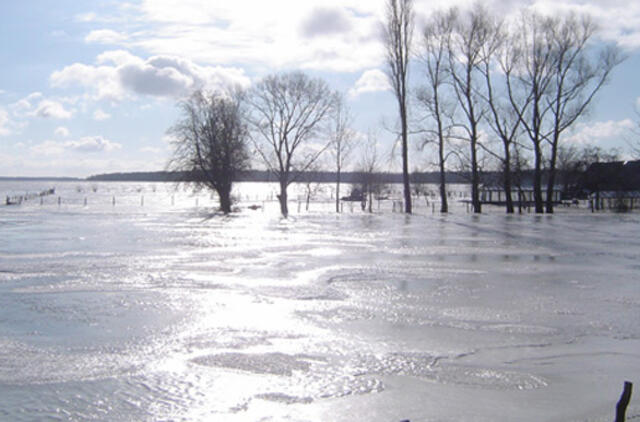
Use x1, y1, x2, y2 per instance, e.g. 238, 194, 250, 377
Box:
87, 169, 472, 184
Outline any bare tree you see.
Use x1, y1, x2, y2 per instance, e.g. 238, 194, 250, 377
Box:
384, 0, 414, 214
167, 89, 249, 214
448, 5, 492, 213
477, 13, 522, 213
359, 133, 381, 213
331, 95, 356, 213
417, 8, 457, 213
505, 11, 621, 213
300, 160, 324, 212
248, 72, 337, 217
511, 140, 530, 213
543, 14, 623, 213
505, 11, 557, 213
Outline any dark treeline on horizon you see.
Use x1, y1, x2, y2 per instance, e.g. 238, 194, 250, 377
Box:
87, 170, 461, 184
85, 169, 554, 186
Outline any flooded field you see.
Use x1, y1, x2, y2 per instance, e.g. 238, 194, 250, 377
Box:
1, 181, 639, 421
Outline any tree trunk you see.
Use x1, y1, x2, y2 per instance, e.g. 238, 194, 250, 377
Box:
518, 189, 523, 214
471, 136, 481, 214
545, 142, 558, 213
503, 145, 514, 214
401, 106, 412, 214
218, 186, 232, 214
439, 136, 448, 213
533, 143, 544, 213
335, 171, 341, 213
278, 180, 289, 217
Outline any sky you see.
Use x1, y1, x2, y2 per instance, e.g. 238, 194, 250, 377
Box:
1, 0, 640, 178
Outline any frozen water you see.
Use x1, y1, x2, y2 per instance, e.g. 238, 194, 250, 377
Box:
0, 181, 639, 421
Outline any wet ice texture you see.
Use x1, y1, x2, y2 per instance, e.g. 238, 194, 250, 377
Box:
1, 182, 639, 421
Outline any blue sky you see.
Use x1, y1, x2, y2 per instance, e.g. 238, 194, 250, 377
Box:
1, 0, 639, 177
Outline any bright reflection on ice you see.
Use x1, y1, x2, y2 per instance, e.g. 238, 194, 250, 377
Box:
0, 181, 639, 421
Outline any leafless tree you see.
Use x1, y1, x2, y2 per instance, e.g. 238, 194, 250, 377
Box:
416, 8, 457, 213
167, 89, 249, 214
505, 11, 557, 213
330, 95, 356, 213
248, 72, 337, 217
384, 0, 414, 214
543, 14, 623, 213
300, 160, 324, 212
448, 5, 493, 213
477, 13, 522, 213
506, 11, 621, 213
359, 134, 381, 213
511, 140, 530, 213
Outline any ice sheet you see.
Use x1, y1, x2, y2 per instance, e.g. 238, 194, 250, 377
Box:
1, 181, 639, 421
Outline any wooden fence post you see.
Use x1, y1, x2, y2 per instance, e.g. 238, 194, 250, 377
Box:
615, 381, 633, 422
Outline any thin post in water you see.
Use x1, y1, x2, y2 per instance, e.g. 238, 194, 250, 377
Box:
615, 381, 633, 422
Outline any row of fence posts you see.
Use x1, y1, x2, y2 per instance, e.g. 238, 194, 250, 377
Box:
30, 195, 479, 214
44, 195, 207, 208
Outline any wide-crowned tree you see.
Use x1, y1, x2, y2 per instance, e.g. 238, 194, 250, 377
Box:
167, 89, 249, 214
248, 71, 337, 218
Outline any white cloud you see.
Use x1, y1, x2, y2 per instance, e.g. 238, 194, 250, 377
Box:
66, 136, 122, 152
50, 62, 126, 101
0, 108, 11, 136
85, 29, 128, 44
97, 50, 139, 66
93, 109, 111, 120
112, 0, 385, 72
13, 94, 75, 120
103, 0, 640, 73
50, 51, 250, 101
31, 136, 122, 155
564, 119, 635, 145
349, 69, 390, 98
54, 127, 70, 138
300, 7, 352, 38
11, 92, 43, 114
30, 99, 74, 119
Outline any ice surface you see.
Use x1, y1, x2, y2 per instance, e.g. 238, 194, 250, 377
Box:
0, 181, 639, 421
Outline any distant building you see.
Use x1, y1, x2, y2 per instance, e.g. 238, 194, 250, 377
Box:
582, 160, 640, 211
